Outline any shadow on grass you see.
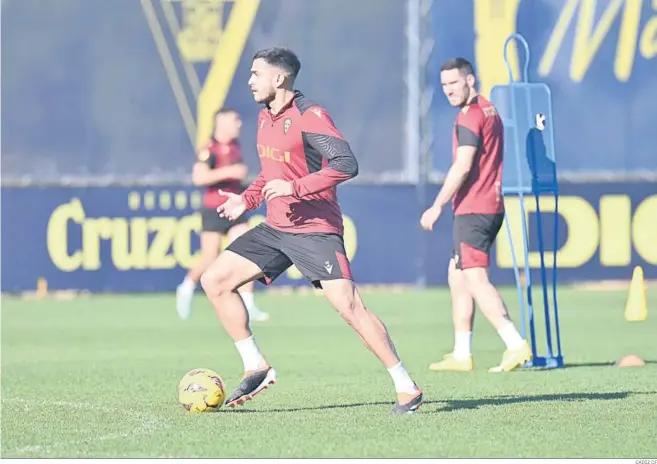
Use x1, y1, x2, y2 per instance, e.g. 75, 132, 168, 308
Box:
216, 391, 656, 414
429, 391, 655, 413
563, 361, 657, 369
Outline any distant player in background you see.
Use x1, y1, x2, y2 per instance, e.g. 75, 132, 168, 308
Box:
176, 108, 270, 322
420, 57, 531, 372
203, 47, 422, 414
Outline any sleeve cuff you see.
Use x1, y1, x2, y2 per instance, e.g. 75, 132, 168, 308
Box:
291, 180, 303, 199
240, 193, 254, 211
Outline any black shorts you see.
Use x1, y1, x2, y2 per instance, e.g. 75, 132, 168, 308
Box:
226, 222, 353, 288
452, 213, 504, 270
201, 207, 248, 234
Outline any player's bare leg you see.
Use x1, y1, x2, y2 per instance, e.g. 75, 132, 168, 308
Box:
429, 258, 475, 371
450, 261, 475, 356
200, 250, 276, 406
321, 279, 422, 414
227, 223, 270, 322
176, 231, 222, 320
462, 267, 531, 372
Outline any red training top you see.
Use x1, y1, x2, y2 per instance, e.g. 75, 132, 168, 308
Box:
451, 95, 505, 215
198, 139, 244, 209
241, 90, 358, 235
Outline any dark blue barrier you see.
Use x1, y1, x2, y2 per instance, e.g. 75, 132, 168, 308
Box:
2, 183, 655, 292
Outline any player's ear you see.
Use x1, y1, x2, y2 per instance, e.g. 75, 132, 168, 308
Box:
274, 72, 286, 89
466, 73, 476, 89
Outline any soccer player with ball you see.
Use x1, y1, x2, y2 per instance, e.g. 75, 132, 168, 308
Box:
201, 48, 423, 414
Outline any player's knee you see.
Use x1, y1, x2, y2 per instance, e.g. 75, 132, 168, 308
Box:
333, 293, 364, 326
200, 268, 235, 297
323, 279, 365, 325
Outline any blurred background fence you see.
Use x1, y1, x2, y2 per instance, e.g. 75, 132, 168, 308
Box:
2, 0, 656, 292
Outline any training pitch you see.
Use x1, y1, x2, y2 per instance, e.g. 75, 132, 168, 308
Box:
2, 288, 656, 458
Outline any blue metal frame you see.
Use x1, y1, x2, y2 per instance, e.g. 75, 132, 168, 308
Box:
491, 33, 564, 369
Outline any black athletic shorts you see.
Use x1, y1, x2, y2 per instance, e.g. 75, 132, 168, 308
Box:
226, 222, 353, 288
201, 206, 248, 234
452, 213, 505, 270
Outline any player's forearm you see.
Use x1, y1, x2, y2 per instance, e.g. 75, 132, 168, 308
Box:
192, 164, 247, 186
241, 173, 266, 210
292, 163, 357, 198
433, 164, 470, 208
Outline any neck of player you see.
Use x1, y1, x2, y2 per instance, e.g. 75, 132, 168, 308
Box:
463, 90, 479, 107
268, 89, 296, 115
213, 132, 233, 144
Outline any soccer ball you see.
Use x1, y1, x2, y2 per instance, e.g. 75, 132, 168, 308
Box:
178, 368, 227, 412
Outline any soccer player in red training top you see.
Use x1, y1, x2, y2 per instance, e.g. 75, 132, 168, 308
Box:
420, 58, 531, 373
175, 108, 269, 323
201, 47, 423, 414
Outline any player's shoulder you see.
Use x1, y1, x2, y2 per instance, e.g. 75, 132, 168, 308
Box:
473, 96, 499, 118
457, 98, 490, 125
293, 90, 319, 114
468, 99, 487, 116
293, 91, 331, 120
292, 90, 342, 137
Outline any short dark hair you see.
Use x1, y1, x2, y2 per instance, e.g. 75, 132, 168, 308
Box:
253, 47, 301, 78
215, 107, 238, 116
440, 57, 475, 77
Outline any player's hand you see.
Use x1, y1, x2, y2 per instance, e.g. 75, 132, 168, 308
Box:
262, 179, 293, 201
420, 205, 442, 231
217, 189, 247, 221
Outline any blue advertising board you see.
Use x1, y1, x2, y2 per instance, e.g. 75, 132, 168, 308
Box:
2, 183, 655, 292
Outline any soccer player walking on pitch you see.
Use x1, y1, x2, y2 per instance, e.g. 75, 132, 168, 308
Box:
420, 58, 532, 373
176, 108, 269, 323
203, 48, 422, 413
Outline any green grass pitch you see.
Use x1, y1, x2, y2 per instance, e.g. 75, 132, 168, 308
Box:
2, 288, 656, 458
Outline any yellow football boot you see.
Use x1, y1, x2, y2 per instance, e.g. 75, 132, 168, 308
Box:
429, 353, 474, 372
488, 340, 532, 372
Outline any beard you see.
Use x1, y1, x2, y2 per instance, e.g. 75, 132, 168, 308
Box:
457, 88, 472, 108
254, 89, 275, 105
